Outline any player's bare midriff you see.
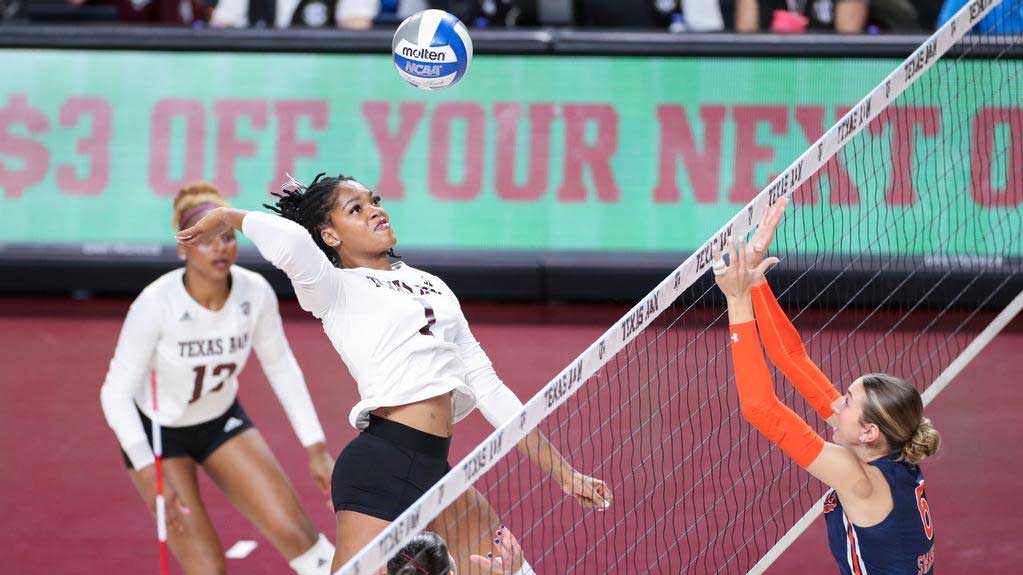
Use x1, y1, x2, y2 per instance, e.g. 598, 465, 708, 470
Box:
370, 392, 453, 438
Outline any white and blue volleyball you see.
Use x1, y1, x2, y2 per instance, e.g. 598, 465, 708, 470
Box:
392, 9, 473, 90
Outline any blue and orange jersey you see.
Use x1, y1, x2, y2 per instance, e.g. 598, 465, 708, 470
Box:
824, 456, 935, 575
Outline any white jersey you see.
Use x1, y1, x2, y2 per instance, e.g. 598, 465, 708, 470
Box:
243, 212, 524, 430
100, 266, 326, 470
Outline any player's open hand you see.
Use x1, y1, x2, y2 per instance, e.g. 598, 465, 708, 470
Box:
162, 481, 192, 533
176, 207, 231, 246
745, 197, 788, 283
470, 526, 524, 574
561, 471, 613, 511
713, 238, 779, 300
135, 464, 191, 533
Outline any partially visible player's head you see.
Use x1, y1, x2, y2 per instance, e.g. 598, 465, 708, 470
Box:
386, 532, 455, 575
267, 173, 397, 269
174, 182, 236, 283
831, 373, 940, 464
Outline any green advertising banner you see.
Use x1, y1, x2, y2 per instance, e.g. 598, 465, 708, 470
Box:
1, 49, 1020, 254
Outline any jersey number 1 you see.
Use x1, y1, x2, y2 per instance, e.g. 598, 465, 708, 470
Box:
419, 303, 437, 337
915, 480, 934, 540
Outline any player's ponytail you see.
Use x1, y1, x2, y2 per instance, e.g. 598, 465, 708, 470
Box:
860, 373, 941, 465
387, 532, 452, 575
173, 182, 229, 231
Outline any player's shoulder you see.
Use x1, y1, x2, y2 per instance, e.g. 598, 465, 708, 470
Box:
403, 263, 454, 295
127, 268, 185, 319
136, 268, 185, 304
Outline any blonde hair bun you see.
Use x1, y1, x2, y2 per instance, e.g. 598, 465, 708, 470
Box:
901, 417, 941, 465
172, 181, 229, 230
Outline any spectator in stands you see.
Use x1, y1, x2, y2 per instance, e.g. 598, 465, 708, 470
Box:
210, 0, 376, 28
937, 0, 1022, 32
573, 0, 723, 30
69, 0, 211, 25
735, 0, 868, 32
406, 0, 536, 27
867, 0, 925, 31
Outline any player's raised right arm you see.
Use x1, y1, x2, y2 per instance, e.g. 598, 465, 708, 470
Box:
177, 207, 340, 318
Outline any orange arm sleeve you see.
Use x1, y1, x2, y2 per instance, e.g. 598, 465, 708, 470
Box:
730, 321, 825, 469
751, 283, 840, 420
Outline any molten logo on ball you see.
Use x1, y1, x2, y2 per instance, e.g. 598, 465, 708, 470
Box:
392, 9, 473, 91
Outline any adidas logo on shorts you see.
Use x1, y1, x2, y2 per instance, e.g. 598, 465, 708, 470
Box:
180, 311, 192, 321
223, 416, 243, 433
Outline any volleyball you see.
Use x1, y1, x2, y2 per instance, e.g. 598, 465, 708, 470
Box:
391, 9, 473, 91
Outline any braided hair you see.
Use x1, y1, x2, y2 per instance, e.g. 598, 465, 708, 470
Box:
387, 532, 452, 575
265, 172, 399, 267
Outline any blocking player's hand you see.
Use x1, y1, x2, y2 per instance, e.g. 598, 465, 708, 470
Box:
713, 238, 779, 301
470, 526, 524, 575
745, 197, 788, 284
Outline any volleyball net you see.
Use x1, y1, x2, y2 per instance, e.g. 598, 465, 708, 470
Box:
337, 0, 1022, 572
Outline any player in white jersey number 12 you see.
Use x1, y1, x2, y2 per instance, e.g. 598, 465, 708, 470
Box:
100, 183, 336, 574
178, 173, 613, 574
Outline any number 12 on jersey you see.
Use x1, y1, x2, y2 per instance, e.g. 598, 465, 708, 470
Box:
189, 363, 237, 403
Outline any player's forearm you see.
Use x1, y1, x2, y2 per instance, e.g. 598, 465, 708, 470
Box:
751, 283, 840, 420
726, 294, 755, 324
212, 206, 248, 231
517, 429, 576, 485
100, 382, 155, 469
264, 365, 327, 447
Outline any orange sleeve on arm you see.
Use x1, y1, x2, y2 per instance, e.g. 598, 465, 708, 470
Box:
751, 283, 840, 420
730, 321, 825, 469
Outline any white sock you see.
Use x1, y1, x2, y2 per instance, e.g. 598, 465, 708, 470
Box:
512, 560, 536, 575
289, 533, 335, 575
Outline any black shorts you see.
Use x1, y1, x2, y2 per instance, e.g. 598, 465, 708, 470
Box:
121, 399, 254, 470
331, 415, 452, 521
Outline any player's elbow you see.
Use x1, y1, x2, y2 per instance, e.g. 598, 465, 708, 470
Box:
739, 399, 784, 438
99, 379, 128, 427
739, 397, 774, 423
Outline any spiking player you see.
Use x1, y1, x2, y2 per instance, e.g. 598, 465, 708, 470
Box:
100, 183, 336, 574
177, 173, 613, 574
713, 199, 940, 575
